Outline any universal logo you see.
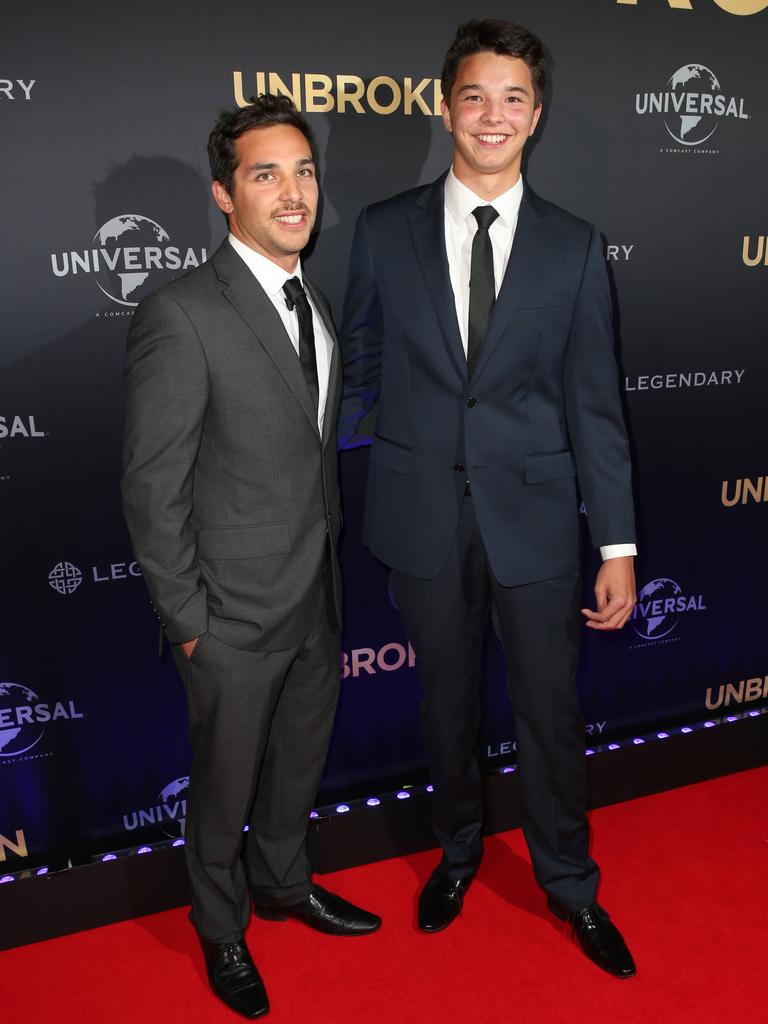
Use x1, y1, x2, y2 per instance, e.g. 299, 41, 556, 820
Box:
0, 415, 46, 439
617, 1, 768, 14
0, 682, 85, 762
635, 64, 749, 153
50, 215, 207, 310
0, 79, 35, 101
742, 235, 768, 267
721, 475, 768, 506
233, 72, 442, 116
706, 673, 768, 711
630, 577, 707, 647
123, 776, 189, 839
48, 559, 142, 596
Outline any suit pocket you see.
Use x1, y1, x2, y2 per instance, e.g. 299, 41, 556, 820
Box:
189, 631, 211, 665
524, 450, 576, 484
197, 523, 291, 559
370, 433, 411, 474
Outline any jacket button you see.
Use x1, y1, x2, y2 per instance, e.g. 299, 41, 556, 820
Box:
453, 463, 465, 472
466, 397, 477, 408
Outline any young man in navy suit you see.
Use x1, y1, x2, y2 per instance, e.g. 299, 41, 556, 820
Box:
340, 20, 637, 978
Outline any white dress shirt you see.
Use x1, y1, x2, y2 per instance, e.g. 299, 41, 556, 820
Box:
442, 171, 635, 562
444, 168, 523, 351
228, 234, 333, 436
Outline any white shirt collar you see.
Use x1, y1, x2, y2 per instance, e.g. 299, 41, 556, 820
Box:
444, 168, 524, 229
227, 233, 303, 298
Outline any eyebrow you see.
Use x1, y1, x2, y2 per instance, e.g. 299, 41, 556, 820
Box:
457, 83, 529, 96
245, 157, 315, 173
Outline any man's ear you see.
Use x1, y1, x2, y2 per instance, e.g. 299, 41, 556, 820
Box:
211, 180, 234, 214
529, 104, 543, 137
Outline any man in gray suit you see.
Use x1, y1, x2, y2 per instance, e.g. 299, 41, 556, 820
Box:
122, 95, 380, 1021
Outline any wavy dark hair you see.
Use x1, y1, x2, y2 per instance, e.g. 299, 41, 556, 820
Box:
441, 20, 547, 108
207, 94, 318, 195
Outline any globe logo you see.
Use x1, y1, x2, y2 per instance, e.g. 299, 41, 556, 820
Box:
633, 578, 682, 640
48, 561, 83, 596
50, 216, 206, 301
665, 65, 721, 145
93, 214, 171, 307
0, 683, 45, 757
158, 776, 189, 838
636, 65, 748, 150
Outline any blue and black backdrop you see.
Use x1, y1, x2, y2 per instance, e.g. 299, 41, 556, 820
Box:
2, 0, 767, 869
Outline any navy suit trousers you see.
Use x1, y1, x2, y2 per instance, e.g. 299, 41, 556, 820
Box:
390, 496, 599, 912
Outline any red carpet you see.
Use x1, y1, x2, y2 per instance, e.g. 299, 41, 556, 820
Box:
3, 767, 766, 1024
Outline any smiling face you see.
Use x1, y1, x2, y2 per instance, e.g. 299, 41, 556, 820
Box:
211, 123, 318, 272
442, 51, 542, 198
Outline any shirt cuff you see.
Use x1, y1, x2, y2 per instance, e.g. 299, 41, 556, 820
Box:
600, 544, 637, 560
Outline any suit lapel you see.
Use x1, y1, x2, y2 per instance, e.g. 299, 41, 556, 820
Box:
304, 278, 340, 450
470, 187, 552, 383
407, 175, 468, 382
213, 242, 320, 438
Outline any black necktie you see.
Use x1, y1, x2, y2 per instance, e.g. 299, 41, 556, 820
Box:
283, 277, 319, 412
467, 205, 499, 376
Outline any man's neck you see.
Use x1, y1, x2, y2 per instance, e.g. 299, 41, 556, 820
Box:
227, 226, 299, 275
451, 167, 522, 202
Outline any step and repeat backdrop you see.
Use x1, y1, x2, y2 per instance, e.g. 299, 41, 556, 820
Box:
2, 0, 767, 869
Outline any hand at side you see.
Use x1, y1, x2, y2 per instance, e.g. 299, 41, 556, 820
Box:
581, 556, 636, 631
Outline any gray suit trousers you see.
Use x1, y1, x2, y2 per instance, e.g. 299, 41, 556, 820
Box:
172, 587, 340, 943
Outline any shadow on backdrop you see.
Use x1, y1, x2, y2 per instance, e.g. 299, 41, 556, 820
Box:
306, 85, 434, 315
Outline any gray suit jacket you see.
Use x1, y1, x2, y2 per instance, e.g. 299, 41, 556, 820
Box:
122, 240, 342, 652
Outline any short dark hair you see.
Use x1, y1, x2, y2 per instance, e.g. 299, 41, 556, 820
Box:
441, 20, 547, 108
207, 94, 318, 196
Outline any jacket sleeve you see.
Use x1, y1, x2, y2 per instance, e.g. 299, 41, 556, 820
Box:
121, 290, 210, 643
337, 207, 383, 450
563, 226, 636, 549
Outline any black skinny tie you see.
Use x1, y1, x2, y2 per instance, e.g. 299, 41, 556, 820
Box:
467, 205, 499, 376
283, 277, 319, 412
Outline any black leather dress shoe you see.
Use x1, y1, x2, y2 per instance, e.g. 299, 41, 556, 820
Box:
547, 899, 637, 978
253, 884, 381, 936
418, 873, 473, 933
200, 938, 269, 1018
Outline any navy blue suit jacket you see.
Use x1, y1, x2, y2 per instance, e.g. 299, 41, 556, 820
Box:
339, 174, 635, 585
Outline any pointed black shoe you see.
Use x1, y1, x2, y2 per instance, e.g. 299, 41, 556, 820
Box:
548, 899, 637, 979
253, 884, 381, 936
200, 938, 269, 1018
418, 873, 473, 933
